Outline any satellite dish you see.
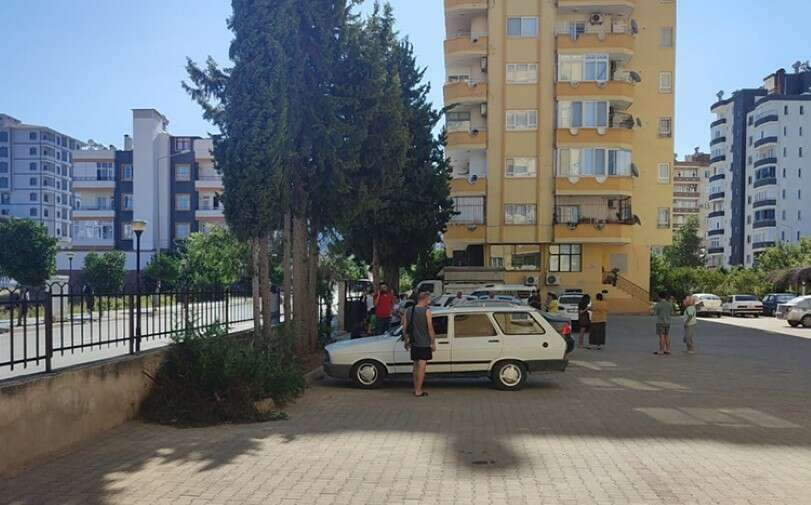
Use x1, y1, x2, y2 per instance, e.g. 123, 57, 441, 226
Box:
635, 117, 643, 128
632, 215, 642, 226
629, 71, 642, 83
792, 61, 802, 73
631, 163, 639, 177
716, 90, 725, 101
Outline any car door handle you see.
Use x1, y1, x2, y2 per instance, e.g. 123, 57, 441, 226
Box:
488, 339, 500, 343
437, 340, 449, 345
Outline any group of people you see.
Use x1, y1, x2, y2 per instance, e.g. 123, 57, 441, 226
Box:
652, 292, 698, 355
574, 292, 609, 351
363, 282, 408, 336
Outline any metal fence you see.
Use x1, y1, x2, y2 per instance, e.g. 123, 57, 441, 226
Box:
0, 282, 254, 377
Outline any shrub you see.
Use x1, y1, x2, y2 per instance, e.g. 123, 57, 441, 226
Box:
140, 324, 305, 426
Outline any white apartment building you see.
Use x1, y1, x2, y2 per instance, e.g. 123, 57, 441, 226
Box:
673, 150, 709, 238
60, 109, 223, 271
707, 65, 811, 267
0, 113, 84, 245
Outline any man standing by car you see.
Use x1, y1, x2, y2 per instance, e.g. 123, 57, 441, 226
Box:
403, 291, 436, 397
373, 282, 395, 334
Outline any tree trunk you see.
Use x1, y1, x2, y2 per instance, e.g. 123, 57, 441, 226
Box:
307, 221, 319, 352
282, 211, 292, 323
292, 214, 308, 355
258, 234, 273, 340
371, 238, 381, 289
251, 238, 261, 339
383, 264, 400, 294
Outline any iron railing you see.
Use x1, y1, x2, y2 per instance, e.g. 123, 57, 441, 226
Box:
0, 282, 254, 378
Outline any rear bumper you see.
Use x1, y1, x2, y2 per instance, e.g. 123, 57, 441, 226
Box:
323, 362, 352, 379
728, 308, 762, 315
697, 306, 722, 314
526, 359, 568, 373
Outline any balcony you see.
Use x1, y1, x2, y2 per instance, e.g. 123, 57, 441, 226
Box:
754, 114, 778, 127
555, 176, 633, 196
673, 207, 699, 214
754, 136, 778, 148
753, 241, 776, 250
555, 116, 634, 146
708, 210, 725, 218
196, 203, 224, 220
673, 191, 699, 198
753, 219, 776, 229
707, 247, 725, 255
710, 136, 726, 146
444, 34, 488, 60
708, 192, 725, 201
444, 223, 486, 242
450, 176, 486, 194
553, 200, 635, 244
73, 201, 115, 219
710, 155, 726, 164
555, 79, 635, 108
674, 175, 700, 182
753, 157, 777, 169
446, 128, 487, 149
753, 177, 777, 189
710, 118, 727, 128
72, 176, 116, 189
556, 31, 635, 58
195, 175, 224, 190
752, 199, 777, 208
708, 229, 725, 237
557, 0, 636, 15
443, 80, 487, 105
708, 173, 725, 182
444, 0, 486, 12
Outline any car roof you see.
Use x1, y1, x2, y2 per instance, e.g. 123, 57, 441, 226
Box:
431, 304, 536, 314
785, 295, 811, 303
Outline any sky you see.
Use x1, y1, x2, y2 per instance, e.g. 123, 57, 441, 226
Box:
2, 0, 811, 158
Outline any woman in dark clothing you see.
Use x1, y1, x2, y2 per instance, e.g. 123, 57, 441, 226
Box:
577, 294, 591, 349
589, 293, 608, 350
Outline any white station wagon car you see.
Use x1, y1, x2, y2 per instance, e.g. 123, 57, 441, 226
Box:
721, 295, 763, 317
775, 295, 811, 327
324, 306, 572, 390
692, 293, 723, 317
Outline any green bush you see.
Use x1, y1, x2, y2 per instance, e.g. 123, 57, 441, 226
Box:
140, 324, 305, 426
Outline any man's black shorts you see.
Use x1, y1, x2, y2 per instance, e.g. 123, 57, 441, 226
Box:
410, 346, 433, 362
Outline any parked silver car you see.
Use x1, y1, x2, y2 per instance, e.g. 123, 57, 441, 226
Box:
775, 295, 811, 327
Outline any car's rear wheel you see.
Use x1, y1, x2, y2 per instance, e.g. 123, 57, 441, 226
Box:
491, 360, 527, 391
801, 316, 811, 328
789, 320, 800, 328
351, 360, 386, 389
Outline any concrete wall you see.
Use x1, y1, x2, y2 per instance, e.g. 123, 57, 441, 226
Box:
0, 349, 165, 475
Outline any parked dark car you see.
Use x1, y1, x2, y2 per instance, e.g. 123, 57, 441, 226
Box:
762, 293, 797, 316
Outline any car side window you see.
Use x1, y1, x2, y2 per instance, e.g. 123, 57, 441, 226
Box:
453, 314, 497, 338
493, 312, 545, 335
432, 315, 448, 338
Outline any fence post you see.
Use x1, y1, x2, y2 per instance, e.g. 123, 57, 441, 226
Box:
44, 290, 53, 372
128, 294, 135, 354
224, 288, 230, 331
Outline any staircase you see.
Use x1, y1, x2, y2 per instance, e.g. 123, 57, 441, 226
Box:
602, 268, 651, 310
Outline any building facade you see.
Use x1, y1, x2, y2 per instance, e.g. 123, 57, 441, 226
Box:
0, 113, 83, 245
442, 0, 676, 312
673, 150, 709, 237
63, 109, 223, 270
707, 66, 811, 268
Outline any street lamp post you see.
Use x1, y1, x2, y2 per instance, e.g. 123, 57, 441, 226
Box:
66, 251, 76, 307
132, 219, 147, 353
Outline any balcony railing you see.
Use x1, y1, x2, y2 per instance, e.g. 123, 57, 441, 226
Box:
753, 177, 777, 189
197, 175, 222, 181
753, 219, 776, 229
451, 197, 485, 225
74, 175, 114, 182
198, 203, 223, 211
554, 203, 634, 225
74, 202, 114, 211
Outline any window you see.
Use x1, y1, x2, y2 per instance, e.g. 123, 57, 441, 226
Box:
43, 209, 48, 218
174, 137, 192, 152
506, 16, 538, 38
175, 193, 191, 211
29, 132, 37, 140
0, 132, 7, 142
175, 222, 191, 239
506, 157, 537, 177
506, 63, 538, 84
0, 147, 7, 157
506, 110, 538, 130
29, 208, 37, 217
489, 245, 541, 270
121, 164, 133, 181
453, 314, 497, 338
657, 163, 670, 183
558, 101, 608, 128
784, 147, 788, 157
175, 164, 192, 182
754, 209, 775, 222
660, 27, 674, 47
29, 147, 37, 156
29, 177, 37, 186
659, 72, 673, 93
0, 177, 8, 188
659, 117, 672, 137
801, 127, 804, 136
504, 204, 536, 225
785, 105, 789, 115
801, 105, 805, 115
121, 222, 133, 240
451, 196, 485, 224
446, 111, 471, 132
657, 208, 670, 228
0, 161, 7, 172
493, 312, 544, 335
549, 244, 581, 272
121, 193, 133, 210
557, 54, 608, 82
800, 147, 804, 158
29, 162, 37, 171
557, 148, 632, 177
29, 192, 37, 201
431, 316, 448, 338
96, 162, 114, 181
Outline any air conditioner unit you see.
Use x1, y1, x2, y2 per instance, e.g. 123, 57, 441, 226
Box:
480, 103, 488, 117
589, 13, 604, 25
480, 56, 488, 72
524, 275, 538, 286
545, 274, 560, 286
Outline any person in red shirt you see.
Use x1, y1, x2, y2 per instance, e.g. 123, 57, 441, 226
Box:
374, 282, 395, 334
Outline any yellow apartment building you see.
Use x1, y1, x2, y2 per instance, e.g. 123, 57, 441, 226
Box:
442, 0, 676, 313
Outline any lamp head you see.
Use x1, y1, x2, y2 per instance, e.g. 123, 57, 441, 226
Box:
132, 219, 147, 234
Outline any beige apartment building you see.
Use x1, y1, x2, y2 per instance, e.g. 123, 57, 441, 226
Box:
673, 150, 709, 239
443, 0, 676, 313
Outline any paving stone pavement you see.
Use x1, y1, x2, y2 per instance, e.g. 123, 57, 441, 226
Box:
2, 316, 810, 505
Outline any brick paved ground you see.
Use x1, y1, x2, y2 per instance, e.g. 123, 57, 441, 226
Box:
2, 316, 810, 505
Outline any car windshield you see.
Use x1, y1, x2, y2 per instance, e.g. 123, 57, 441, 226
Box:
777, 294, 796, 302
387, 326, 403, 337
736, 295, 758, 301
558, 295, 583, 305
700, 295, 720, 301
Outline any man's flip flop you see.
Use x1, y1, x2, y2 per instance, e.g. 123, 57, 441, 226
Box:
413, 392, 429, 397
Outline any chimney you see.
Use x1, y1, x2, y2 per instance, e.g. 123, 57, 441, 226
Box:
124, 134, 132, 150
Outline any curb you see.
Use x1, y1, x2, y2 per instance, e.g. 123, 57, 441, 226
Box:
304, 366, 324, 385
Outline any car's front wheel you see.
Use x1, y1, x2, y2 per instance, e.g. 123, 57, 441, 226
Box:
351, 360, 386, 389
491, 360, 527, 391
801, 316, 811, 329
789, 320, 800, 328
